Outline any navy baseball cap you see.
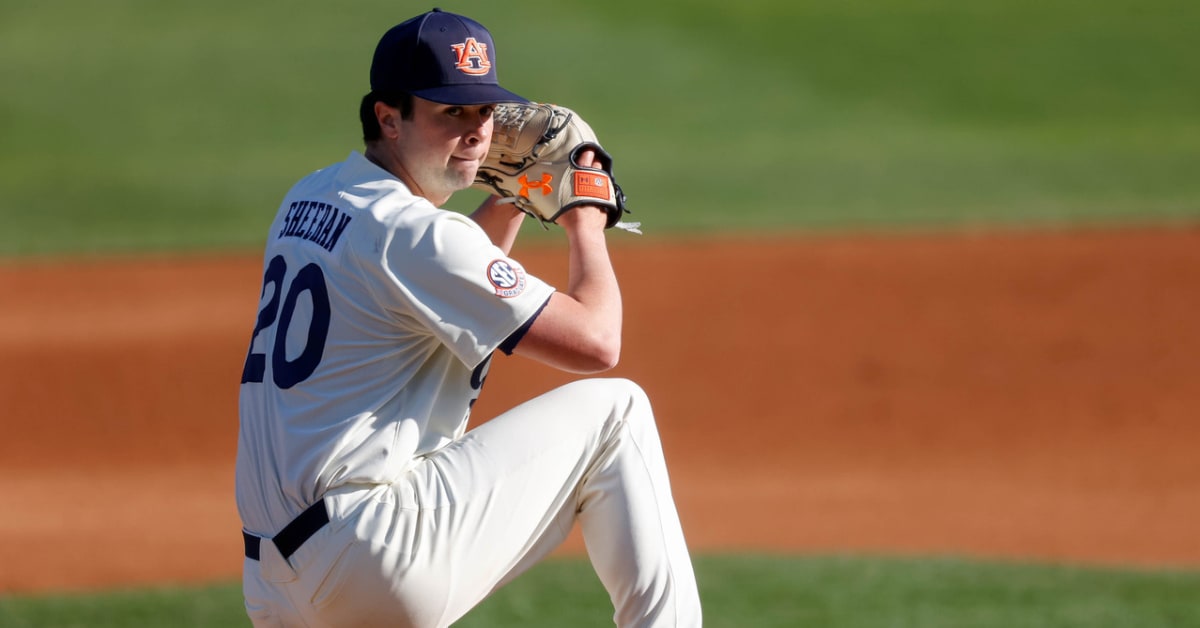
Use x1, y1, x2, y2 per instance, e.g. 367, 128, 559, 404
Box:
370, 8, 527, 105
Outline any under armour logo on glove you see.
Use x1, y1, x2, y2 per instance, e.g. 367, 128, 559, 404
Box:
518, 173, 553, 198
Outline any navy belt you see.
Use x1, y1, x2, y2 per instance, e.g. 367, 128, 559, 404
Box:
243, 500, 329, 561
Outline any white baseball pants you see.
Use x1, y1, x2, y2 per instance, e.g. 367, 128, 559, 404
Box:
243, 378, 702, 627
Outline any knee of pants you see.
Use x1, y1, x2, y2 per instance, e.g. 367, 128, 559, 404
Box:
614, 378, 655, 426
570, 377, 662, 450
566, 378, 654, 426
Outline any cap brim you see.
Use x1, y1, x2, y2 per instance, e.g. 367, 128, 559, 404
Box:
412, 83, 528, 105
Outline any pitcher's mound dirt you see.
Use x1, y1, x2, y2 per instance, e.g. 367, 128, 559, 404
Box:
2, 226, 1198, 593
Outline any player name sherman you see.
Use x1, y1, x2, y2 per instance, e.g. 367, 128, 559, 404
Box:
278, 200, 354, 251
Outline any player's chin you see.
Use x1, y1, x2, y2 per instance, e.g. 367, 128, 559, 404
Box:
448, 158, 481, 184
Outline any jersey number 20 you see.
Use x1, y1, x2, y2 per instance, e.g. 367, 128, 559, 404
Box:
240, 254, 331, 389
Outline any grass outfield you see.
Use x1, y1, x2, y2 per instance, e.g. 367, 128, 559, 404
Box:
2, 555, 1199, 627
2, 0, 1199, 256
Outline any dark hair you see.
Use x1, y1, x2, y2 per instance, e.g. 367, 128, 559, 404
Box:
360, 91, 414, 142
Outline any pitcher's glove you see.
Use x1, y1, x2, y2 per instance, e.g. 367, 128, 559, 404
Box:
473, 103, 640, 233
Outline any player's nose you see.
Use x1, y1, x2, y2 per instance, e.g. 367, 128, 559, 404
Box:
464, 121, 488, 146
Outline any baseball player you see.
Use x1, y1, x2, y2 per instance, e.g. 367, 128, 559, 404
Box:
235, 9, 701, 627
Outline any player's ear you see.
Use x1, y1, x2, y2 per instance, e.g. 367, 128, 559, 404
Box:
374, 101, 402, 141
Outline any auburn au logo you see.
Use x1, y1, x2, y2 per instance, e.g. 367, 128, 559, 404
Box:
450, 37, 492, 75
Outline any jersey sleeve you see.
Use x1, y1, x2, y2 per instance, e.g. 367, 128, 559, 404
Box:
378, 211, 555, 368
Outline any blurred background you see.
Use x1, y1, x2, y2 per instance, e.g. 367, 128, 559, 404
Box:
2, 0, 1197, 256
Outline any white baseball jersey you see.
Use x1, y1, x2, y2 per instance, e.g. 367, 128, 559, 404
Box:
237, 151, 701, 627
235, 151, 555, 535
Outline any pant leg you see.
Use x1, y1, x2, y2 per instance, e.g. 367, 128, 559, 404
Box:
573, 381, 703, 628
415, 377, 702, 627
265, 377, 701, 628
243, 557, 288, 627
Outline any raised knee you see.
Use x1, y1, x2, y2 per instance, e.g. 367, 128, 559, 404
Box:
589, 378, 649, 412
602, 378, 656, 432
610, 377, 647, 402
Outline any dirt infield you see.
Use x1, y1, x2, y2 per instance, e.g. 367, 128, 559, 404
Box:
2, 227, 1198, 593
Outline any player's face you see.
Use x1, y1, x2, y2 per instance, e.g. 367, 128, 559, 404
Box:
393, 97, 494, 205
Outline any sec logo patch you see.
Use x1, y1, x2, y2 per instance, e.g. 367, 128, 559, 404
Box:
487, 259, 527, 298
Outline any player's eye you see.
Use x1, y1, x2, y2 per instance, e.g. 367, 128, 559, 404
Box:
445, 106, 464, 117
479, 105, 495, 119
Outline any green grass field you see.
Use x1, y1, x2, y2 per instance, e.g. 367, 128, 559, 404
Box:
2, 0, 1199, 625
2, 0, 1198, 256
3, 556, 1199, 628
